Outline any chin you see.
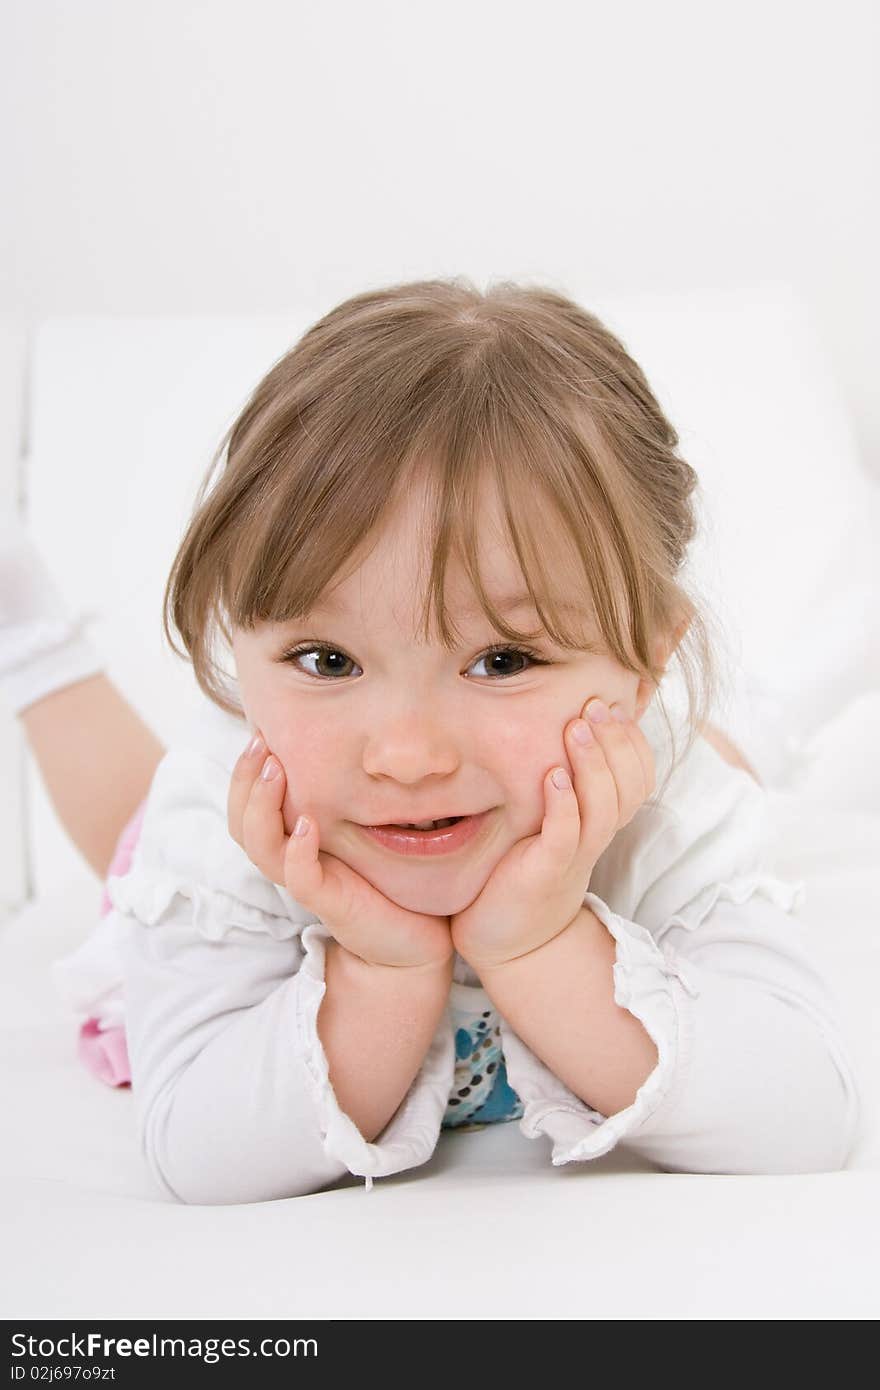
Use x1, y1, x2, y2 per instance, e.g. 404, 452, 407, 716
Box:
361, 870, 484, 919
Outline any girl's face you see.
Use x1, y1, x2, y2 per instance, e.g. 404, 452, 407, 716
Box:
231, 478, 671, 918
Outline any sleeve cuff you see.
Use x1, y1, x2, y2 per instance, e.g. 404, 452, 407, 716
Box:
294, 923, 455, 1191
501, 891, 701, 1166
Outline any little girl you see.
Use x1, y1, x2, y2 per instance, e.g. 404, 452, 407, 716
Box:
0, 277, 861, 1204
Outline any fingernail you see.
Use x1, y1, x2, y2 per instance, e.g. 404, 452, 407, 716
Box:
571, 719, 594, 745
293, 814, 310, 836
551, 767, 571, 790
246, 733, 266, 759
260, 756, 280, 781
586, 699, 609, 723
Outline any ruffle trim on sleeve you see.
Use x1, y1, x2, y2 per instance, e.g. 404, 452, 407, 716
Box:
106, 868, 310, 943
503, 891, 700, 1166
658, 871, 807, 939
293, 923, 455, 1194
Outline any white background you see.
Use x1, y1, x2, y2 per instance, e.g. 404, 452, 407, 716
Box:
2, 0, 878, 473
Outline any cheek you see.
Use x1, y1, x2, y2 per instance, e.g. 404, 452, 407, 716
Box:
277, 747, 325, 795
258, 721, 340, 832
487, 710, 565, 816
234, 658, 349, 830
276, 755, 335, 836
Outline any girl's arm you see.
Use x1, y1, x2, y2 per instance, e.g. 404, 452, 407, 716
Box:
479, 889, 860, 1175
99, 742, 456, 1205
117, 899, 454, 1204
318, 940, 453, 1145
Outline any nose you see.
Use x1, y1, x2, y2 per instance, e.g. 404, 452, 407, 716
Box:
362, 709, 461, 782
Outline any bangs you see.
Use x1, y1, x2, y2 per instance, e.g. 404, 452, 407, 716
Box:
408, 411, 632, 659
215, 354, 643, 668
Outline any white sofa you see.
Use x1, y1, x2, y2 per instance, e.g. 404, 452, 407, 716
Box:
1, 284, 878, 1319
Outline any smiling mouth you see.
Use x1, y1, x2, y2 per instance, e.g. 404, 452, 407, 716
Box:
355, 811, 493, 856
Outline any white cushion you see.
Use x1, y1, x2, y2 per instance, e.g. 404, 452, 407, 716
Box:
586, 282, 880, 780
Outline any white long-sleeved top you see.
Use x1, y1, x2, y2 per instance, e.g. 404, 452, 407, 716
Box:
52, 685, 862, 1204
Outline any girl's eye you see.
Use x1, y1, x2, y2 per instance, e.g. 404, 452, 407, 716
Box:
281, 645, 362, 680
466, 643, 549, 679
279, 642, 549, 681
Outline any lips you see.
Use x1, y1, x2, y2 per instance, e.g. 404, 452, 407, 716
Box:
357, 811, 492, 857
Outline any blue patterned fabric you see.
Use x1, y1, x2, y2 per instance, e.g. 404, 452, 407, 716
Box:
441, 990, 523, 1131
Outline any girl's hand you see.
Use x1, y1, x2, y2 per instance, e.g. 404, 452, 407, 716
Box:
227, 733, 455, 972
450, 699, 655, 973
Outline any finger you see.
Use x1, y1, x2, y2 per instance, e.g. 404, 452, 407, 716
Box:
615, 712, 657, 800
240, 755, 290, 884
536, 764, 582, 868
606, 703, 655, 807
227, 731, 267, 848
280, 816, 365, 940
565, 711, 620, 850
584, 701, 652, 821
279, 809, 331, 910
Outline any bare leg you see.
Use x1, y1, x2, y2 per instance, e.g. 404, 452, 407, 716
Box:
18, 673, 166, 881
698, 720, 763, 786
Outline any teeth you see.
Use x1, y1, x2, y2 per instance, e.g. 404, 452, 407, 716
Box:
395, 817, 461, 830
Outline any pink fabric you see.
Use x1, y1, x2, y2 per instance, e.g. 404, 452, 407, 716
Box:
81, 797, 148, 1088
99, 798, 148, 918
78, 1017, 131, 1087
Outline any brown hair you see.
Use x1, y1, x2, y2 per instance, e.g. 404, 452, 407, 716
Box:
163, 276, 725, 804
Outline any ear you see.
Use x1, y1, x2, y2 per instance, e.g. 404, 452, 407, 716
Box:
634, 612, 692, 721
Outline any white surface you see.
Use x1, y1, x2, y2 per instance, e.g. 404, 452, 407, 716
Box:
2, 290, 879, 1318
0, 318, 28, 919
